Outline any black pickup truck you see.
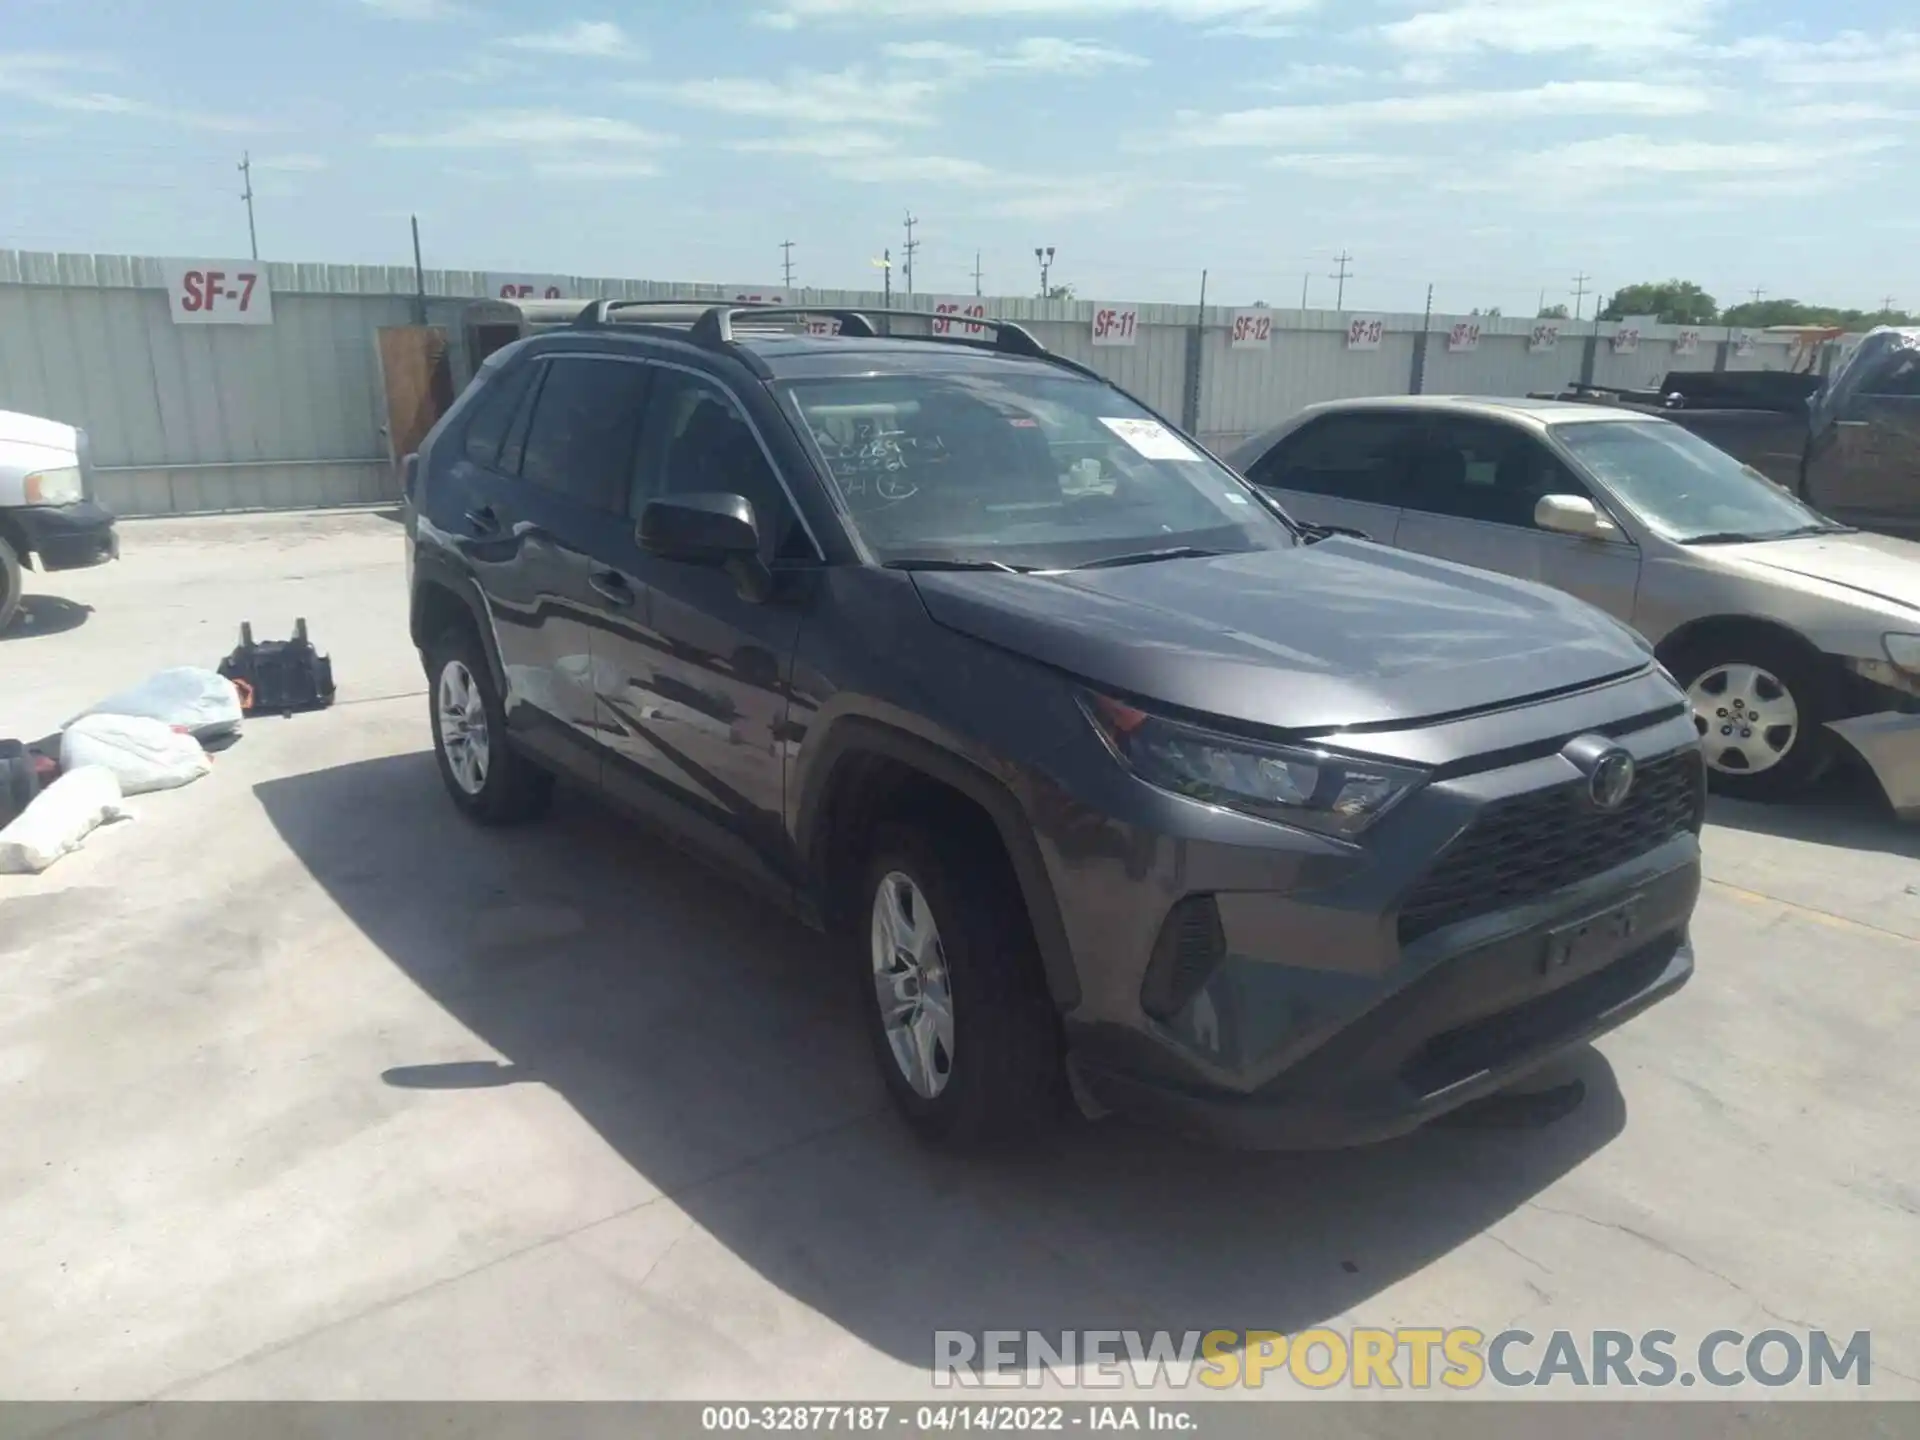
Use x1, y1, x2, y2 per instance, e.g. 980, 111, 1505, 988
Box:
1539, 328, 1920, 540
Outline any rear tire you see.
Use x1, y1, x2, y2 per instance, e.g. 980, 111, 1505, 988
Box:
858, 823, 1061, 1147
425, 625, 552, 825
0, 533, 22, 634
1668, 633, 1835, 802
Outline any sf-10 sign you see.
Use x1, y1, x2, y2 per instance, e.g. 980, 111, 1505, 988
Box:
1092, 306, 1139, 347
163, 260, 273, 325
932, 298, 988, 336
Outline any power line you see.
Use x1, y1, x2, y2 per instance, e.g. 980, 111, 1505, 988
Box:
780, 238, 794, 289
1329, 250, 1353, 310
1572, 272, 1592, 320
238, 151, 257, 260
902, 211, 918, 296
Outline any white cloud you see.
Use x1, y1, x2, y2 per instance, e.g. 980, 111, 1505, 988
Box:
640, 69, 943, 126
884, 37, 1148, 75
502, 21, 642, 59
255, 153, 330, 172
1164, 79, 1710, 146
758, 0, 1318, 27
1264, 151, 1425, 175
1265, 62, 1367, 89
729, 130, 899, 157
1380, 0, 1724, 55
533, 157, 661, 178
1720, 30, 1920, 88
0, 52, 254, 130
358, 0, 464, 18
1522, 132, 1899, 180
376, 110, 674, 149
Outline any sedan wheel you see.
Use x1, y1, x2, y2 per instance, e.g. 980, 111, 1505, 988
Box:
437, 659, 492, 796
1687, 662, 1799, 777
870, 870, 955, 1101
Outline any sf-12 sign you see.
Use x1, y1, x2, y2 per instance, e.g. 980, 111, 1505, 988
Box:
1346, 316, 1385, 351
1676, 328, 1702, 357
163, 260, 272, 325
1733, 329, 1757, 357
488, 273, 569, 301
1612, 325, 1642, 355
1445, 321, 1482, 354
1092, 305, 1139, 347
1230, 308, 1273, 350
932, 298, 987, 337
1529, 323, 1561, 354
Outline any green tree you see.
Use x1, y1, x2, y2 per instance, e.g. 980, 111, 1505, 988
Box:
1720, 297, 1917, 329
1537, 303, 1570, 320
1598, 280, 1719, 325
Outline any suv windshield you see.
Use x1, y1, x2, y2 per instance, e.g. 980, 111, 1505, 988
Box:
1553, 419, 1847, 544
782, 370, 1296, 569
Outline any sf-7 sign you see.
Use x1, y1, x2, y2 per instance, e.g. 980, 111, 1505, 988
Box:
163, 260, 273, 325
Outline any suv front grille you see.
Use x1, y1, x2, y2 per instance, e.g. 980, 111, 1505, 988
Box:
1397, 749, 1704, 945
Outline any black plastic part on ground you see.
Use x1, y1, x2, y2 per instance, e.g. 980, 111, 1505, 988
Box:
0, 739, 41, 828
217, 618, 337, 716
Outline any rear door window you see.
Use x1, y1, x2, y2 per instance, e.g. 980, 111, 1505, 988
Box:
516, 356, 652, 511
461, 362, 536, 470
1247, 412, 1423, 505
1405, 415, 1592, 529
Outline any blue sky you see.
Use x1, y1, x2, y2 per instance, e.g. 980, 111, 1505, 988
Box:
2, 0, 1916, 313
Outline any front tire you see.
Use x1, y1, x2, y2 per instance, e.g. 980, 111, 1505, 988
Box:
858, 823, 1061, 1147
0, 533, 22, 634
1670, 635, 1834, 802
425, 626, 552, 824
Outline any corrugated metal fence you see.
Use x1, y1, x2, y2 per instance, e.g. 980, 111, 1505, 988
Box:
0, 248, 1816, 517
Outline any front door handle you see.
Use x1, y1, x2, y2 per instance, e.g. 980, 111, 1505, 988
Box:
590, 571, 636, 607
464, 505, 501, 536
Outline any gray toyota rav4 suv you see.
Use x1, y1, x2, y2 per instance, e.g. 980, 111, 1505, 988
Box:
404, 301, 1704, 1149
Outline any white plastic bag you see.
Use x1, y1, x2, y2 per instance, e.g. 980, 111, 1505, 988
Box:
68, 667, 243, 740
61, 714, 211, 795
0, 766, 131, 874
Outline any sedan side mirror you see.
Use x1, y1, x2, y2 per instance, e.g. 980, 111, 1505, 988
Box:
639, 492, 771, 602
1534, 493, 1620, 540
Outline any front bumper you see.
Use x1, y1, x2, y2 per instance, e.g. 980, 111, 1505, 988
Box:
1826, 711, 1920, 820
13, 501, 118, 570
1037, 682, 1704, 1149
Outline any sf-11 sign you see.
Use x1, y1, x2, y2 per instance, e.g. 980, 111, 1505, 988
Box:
163, 260, 272, 325
1230, 308, 1273, 350
1346, 316, 1385, 351
1446, 321, 1482, 354
1092, 306, 1139, 347
932, 298, 988, 337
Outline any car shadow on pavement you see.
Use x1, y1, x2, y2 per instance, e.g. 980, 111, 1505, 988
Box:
0, 595, 93, 641
255, 752, 1626, 1372
1706, 770, 1920, 859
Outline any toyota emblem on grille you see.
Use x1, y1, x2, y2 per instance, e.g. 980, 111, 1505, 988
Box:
1562, 734, 1637, 811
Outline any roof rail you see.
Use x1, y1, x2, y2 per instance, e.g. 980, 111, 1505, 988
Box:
571, 298, 763, 328
686, 305, 1051, 359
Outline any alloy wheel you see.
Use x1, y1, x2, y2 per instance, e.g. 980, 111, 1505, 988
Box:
1687, 662, 1799, 776
870, 870, 955, 1100
437, 659, 492, 795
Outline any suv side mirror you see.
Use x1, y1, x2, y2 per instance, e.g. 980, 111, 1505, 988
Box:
1534, 493, 1620, 539
640, 492, 772, 602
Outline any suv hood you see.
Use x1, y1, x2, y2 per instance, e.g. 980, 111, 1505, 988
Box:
911, 539, 1649, 732
0, 408, 79, 458
1708, 532, 1920, 617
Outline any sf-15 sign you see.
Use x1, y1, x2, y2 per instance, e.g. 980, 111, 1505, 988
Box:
163, 260, 273, 325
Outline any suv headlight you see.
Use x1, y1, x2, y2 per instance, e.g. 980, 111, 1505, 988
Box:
1885, 634, 1920, 675
24, 466, 83, 505
1079, 692, 1424, 838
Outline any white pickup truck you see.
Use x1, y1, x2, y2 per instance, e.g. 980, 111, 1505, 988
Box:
0, 408, 118, 631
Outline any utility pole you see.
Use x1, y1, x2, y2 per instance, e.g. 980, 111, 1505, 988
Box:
1750, 286, 1767, 305
972, 250, 983, 297
409, 214, 426, 325
238, 151, 258, 261
1572, 271, 1592, 320
881, 248, 892, 305
1329, 251, 1353, 309
780, 239, 794, 289
1883, 294, 1898, 315
1035, 245, 1055, 296
902, 211, 918, 296
1300, 272, 1310, 309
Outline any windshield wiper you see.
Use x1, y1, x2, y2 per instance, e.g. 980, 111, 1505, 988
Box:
1685, 522, 1853, 545
882, 557, 1030, 573
1073, 546, 1227, 570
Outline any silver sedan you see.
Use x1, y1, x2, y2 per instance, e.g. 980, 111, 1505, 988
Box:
1230, 396, 1920, 814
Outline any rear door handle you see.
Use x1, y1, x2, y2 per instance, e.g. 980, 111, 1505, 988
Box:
464, 506, 500, 536
590, 571, 636, 607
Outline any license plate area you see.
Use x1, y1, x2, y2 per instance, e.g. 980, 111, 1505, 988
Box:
1543, 894, 1642, 977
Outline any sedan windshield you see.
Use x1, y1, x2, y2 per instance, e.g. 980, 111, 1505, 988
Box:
1553, 419, 1848, 545
782, 370, 1296, 569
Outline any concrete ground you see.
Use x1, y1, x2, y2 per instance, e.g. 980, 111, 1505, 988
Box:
0, 510, 1915, 1404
